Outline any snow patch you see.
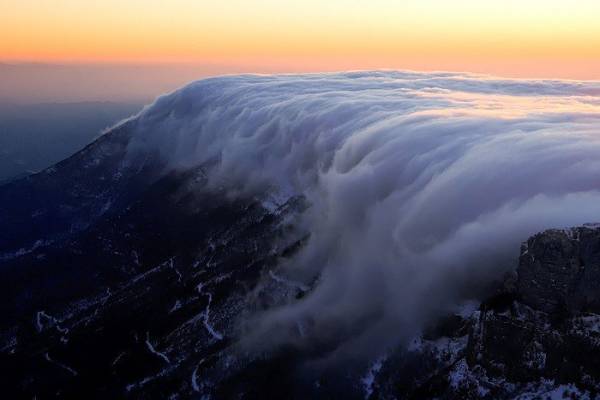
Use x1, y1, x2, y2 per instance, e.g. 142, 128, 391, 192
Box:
361, 355, 386, 399
1, 239, 52, 261
44, 352, 78, 376
145, 332, 170, 364
515, 379, 591, 400
191, 359, 206, 392
195, 283, 224, 341
169, 300, 182, 313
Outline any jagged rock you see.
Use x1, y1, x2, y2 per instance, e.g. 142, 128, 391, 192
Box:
518, 225, 600, 314
462, 225, 600, 398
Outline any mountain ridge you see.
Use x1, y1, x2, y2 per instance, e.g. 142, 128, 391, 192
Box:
3, 72, 600, 398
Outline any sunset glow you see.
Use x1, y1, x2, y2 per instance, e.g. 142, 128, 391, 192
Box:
2, 0, 600, 79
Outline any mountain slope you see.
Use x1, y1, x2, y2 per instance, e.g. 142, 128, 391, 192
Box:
2, 71, 600, 398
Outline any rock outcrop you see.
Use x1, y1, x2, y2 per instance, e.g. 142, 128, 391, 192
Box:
366, 225, 600, 399
462, 225, 600, 398
518, 224, 600, 314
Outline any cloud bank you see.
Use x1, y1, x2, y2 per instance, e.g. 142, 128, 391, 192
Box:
128, 71, 600, 360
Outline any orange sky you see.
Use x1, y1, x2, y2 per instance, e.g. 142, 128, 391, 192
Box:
2, 0, 600, 80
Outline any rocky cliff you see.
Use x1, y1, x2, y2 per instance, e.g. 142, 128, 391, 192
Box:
369, 225, 600, 399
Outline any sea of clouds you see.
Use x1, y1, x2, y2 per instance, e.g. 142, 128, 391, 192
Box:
127, 71, 600, 360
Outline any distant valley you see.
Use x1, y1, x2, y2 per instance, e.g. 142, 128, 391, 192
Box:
0, 102, 141, 183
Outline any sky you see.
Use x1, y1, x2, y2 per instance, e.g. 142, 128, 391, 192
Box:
2, 0, 600, 102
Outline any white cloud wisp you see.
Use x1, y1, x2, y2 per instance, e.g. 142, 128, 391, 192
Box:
126, 71, 600, 359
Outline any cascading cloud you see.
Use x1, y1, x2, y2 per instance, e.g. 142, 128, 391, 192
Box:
128, 71, 600, 360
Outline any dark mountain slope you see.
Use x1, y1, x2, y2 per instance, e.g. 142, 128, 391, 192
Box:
0, 120, 161, 255
1, 162, 306, 398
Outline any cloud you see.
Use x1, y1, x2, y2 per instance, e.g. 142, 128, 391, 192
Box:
126, 71, 600, 360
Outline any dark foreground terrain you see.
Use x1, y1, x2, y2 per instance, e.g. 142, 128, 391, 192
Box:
1, 117, 600, 399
